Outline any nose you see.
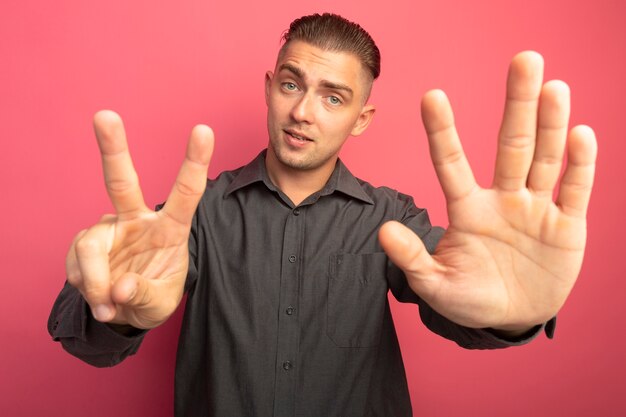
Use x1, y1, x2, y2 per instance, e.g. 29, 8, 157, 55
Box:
290, 93, 315, 124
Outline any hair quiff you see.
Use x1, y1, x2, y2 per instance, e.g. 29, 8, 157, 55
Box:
280, 13, 381, 80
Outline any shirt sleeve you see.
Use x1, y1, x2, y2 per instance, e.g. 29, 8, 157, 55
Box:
47, 281, 146, 367
386, 192, 555, 349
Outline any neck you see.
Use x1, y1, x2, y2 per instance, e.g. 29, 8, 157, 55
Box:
265, 149, 337, 206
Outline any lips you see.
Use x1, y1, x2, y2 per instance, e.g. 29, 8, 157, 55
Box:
285, 129, 313, 142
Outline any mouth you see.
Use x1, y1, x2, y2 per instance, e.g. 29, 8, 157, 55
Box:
284, 129, 313, 142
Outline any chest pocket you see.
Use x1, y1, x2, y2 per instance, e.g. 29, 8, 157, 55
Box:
327, 252, 389, 348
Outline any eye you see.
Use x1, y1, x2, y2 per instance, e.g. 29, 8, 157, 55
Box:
327, 96, 342, 106
282, 82, 298, 91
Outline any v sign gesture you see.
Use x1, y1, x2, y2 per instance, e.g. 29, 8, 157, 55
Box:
379, 51, 597, 335
65, 111, 214, 329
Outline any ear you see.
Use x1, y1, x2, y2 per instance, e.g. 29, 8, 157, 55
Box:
265, 71, 274, 105
351, 104, 376, 136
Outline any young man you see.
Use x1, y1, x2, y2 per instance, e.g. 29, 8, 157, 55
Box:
49, 13, 597, 417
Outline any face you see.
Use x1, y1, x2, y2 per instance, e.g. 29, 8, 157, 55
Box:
265, 41, 375, 176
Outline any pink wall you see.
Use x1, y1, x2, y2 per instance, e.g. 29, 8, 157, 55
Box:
2, 0, 625, 415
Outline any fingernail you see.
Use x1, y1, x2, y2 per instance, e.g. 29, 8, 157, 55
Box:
93, 305, 112, 321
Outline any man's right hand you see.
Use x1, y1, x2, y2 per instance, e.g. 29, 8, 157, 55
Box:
65, 110, 214, 329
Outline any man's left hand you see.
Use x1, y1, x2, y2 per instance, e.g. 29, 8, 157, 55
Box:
379, 51, 597, 333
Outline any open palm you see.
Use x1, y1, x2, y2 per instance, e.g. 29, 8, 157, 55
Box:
379, 52, 597, 333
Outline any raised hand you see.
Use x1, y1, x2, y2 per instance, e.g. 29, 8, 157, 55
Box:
379, 51, 597, 333
65, 111, 214, 329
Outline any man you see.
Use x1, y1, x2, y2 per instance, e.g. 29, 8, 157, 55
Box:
49, 13, 597, 417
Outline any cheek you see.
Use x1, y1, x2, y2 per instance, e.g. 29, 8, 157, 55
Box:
268, 97, 289, 120
328, 115, 358, 138
266, 102, 281, 125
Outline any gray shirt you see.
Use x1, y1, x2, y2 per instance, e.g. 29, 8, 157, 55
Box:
49, 151, 551, 417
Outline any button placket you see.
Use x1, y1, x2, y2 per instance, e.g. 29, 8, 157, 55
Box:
273, 206, 304, 416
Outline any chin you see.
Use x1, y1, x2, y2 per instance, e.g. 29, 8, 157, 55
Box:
278, 155, 315, 171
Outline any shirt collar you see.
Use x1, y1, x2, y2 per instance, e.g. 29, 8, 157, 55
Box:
223, 151, 271, 196
224, 150, 374, 205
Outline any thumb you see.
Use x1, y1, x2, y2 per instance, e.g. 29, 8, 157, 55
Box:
378, 221, 443, 297
110, 272, 182, 329
111, 272, 151, 307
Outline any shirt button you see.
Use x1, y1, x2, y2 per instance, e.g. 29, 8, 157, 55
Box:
288, 255, 297, 263
282, 361, 293, 371
293, 208, 300, 216
286, 306, 295, 315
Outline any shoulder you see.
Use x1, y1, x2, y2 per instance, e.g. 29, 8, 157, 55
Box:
353, 176, 444, 244
353, 176, 424, 218
205, 165, 246, 192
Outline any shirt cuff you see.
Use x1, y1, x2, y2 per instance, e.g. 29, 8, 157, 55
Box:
483, 317, 557, 346
49, 283, 146, 367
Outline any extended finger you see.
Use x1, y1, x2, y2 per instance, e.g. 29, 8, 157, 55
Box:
421, 89, 478, 202
556, 125, 597, 218
162, 125, 214, 225
75, 222, 116, 321
94, 110, 147, 217
493, 51, 544, 191
527, 80, 570, 196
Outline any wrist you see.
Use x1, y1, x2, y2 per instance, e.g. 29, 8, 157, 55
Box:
488, 324, 541, 341
106, 323, 145, 337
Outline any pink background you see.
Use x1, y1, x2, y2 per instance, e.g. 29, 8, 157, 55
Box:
2, 0, 625, 415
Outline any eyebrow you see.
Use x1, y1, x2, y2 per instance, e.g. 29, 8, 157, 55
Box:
278, 63, 354, 98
